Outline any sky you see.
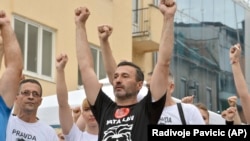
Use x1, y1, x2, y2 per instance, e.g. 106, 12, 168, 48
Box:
175, 0, 245, 29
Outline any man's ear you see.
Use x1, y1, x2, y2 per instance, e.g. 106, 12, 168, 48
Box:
137, 81, 143, 89
38, 98, 43, 106
169, 82, 175, 93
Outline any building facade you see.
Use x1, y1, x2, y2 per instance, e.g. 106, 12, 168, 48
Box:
133, 0, 250, 120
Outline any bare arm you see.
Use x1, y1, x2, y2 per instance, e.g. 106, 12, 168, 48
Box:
72, 106, 86, 131
56, 53, 73, 135
75, 7, 101, 105
0, 10, 23, 108
227, 96, 242, 124
233, 109, 242, 125
230, 43, 250, 123
181, 95, 194, 104
222, 107, 238, 123
0, 33, 4, 69
75, 114, 86, 131
98, 25, 116, 85
72, 106, 81, 123
150, 0, 177, 100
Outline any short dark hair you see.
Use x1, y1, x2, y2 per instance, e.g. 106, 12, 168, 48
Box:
19, 79, 43, 97
117, 61, 144, 82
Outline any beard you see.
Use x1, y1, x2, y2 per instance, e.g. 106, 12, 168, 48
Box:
114, 90, 136, 101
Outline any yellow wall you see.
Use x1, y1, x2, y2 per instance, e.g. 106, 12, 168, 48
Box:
1, 0, 138, 97
1, 0, 163, 97
112, 0, 133, 62
149, 6, 163, 43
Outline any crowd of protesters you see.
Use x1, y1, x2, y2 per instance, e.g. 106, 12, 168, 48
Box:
0, 0, 249, 141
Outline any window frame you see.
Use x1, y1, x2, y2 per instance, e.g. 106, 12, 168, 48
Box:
206, 87, 212, 110
180, 78, 187, 98
78, 45, 106, 87
13, 15, 55, 81
153, 0, 160, 6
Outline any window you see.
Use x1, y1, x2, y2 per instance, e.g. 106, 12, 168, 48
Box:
132, 0, 139, 24
180, 78, 187, 98
78, 45, 106, 86
153, 0, 160, 6
206, 87, 212, 110
14, 16, 55, 81
194, 83, 200, 103
132, 0, 140, 33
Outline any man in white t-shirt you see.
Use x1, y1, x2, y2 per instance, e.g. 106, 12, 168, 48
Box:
6, 79, 58, 141
158, 102, 205, 124
147, 71, 205, 125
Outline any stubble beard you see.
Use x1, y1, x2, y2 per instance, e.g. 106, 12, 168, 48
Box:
115, 91, 134, 100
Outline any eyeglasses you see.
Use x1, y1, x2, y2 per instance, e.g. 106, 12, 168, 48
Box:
20, 90, 41, 98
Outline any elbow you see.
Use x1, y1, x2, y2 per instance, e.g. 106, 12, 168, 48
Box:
58, 104, 70, 109
77, 57, 94, 72
158, 60, 171, 68
78, 63, 92, 72
6, 56, 23, 71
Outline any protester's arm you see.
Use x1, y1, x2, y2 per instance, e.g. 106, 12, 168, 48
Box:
0, 33, 4, 69
75, 114, 86, 131
222, 107, 237, 125
233, 109, 242, 125
150, 0, 177, 100
72, 106, 81, 123
75, 7, 102, 105
98, 25, 116, 85
181, 95, 194, 104
56, 53, 73, 135
0, 10, 23, 108
229, 43, 250, 123
227, 96, 242, 124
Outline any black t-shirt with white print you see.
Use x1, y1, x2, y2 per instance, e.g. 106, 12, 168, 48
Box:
90, 88, 166, 141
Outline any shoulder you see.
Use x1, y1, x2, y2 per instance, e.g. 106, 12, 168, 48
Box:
180, 103, 196, 108
8, 115, 22, 123
180, 103, 200, 112
0, 96, 12, 112
37, 120, 56, 131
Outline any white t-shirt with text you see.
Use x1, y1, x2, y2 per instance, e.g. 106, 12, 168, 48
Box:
65, 124, 98, 141
6, 115, 58, 141
158, 103, 205, 125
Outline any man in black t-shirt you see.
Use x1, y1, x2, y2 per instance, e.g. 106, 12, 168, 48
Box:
74, 0, 177, 140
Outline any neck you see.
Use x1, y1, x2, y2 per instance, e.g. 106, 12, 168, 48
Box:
165, 96, 176, 106
85, 125, 99, 135
116, 96, 137, 106
17, 110, 38, 123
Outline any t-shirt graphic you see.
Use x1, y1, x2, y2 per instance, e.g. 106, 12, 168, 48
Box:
11, 128, 36, 141
16, 138, 26, 141
6, 115, 58, 141
103, 124, 133, 141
